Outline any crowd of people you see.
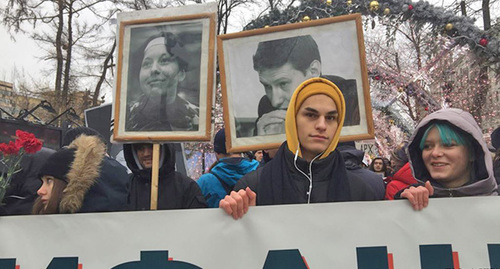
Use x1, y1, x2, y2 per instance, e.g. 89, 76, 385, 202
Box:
1, 77, 499, 218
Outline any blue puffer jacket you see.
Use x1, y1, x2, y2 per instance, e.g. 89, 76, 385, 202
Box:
197, 157, 259, 208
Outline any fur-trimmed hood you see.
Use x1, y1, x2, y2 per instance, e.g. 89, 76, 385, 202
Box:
59, 135, 106, 213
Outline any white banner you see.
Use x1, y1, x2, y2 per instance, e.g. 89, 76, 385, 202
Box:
1, 197, 500, 269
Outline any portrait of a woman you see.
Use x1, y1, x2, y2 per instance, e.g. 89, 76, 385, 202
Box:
126, 27, 202, 132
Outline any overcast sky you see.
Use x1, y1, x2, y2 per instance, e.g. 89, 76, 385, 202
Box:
0, 0, 496, 97
0, 26, 46, 83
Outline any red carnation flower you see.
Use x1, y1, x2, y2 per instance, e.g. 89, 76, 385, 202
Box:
16, 130, 36, 141
1, 130, 42, 203
0, 141, 21, 155
20, 138, 43, 154
15, 130, 43, 154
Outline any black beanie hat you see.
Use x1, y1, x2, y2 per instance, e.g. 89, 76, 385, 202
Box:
38, 148, 76, 183
213, 128, 227, 154
62, 126, 105, 147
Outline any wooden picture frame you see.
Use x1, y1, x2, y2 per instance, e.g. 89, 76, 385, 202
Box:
113, 6, 216, 142
218, 13, 374, 152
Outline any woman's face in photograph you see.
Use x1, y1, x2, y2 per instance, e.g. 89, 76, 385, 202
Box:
139, 42, 185, 103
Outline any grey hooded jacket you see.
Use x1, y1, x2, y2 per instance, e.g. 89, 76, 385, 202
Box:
407, 108, 497, 197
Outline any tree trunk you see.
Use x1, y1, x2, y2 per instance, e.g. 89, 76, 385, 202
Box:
217, 0, 225, 35
482, 0, 491, 30
472, 65, 489, 126
460, 0, 467, 16
62, 0, 74, 109
54, 0, 65, 114
411, 26, 423, 70
471, 0, 491, 127
93, 40, 116, 106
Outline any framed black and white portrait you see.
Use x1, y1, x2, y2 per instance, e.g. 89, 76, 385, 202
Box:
113, 5, 216, 142
218, 14, 374, 152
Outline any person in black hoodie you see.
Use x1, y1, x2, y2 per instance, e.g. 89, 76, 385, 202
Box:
337, 142, 386, 200
123, 143, 206, 210
368, 157, 389, 178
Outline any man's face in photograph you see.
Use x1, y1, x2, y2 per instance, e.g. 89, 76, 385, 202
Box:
258, 62, 312, 110
252, 35, 322, 136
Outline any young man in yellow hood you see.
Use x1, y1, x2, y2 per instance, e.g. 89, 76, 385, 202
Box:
220, 78, 377, 219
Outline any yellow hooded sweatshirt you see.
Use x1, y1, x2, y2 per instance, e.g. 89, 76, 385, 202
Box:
285, 77, 346, 160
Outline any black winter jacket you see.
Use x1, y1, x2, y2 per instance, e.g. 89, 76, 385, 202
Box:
338, 145, 386, 200
235, 146, 377, 204
123, 144, 206, 210
79, 156, 130, 213
37, 135, 130, 214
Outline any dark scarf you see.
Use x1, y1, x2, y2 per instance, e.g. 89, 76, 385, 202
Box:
257, 142, 351, 205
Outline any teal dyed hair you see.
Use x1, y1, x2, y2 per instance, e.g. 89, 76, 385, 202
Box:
419, 123, 472, 152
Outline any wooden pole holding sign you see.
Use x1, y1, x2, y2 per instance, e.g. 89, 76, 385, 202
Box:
150, 143, 161, 210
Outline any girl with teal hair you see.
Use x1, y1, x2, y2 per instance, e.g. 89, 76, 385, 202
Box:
399, 108, 497, 210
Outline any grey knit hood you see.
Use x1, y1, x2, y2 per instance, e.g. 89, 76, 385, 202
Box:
408, 108, 497, 197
